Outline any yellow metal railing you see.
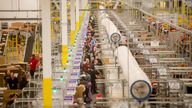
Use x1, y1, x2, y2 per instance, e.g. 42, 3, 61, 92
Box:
5, 33, 26, 63
33, 36, 42, 55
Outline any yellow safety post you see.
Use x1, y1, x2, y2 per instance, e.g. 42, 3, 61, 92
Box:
76, 22, 80, 34
70, 0, 76, 45
70, 30, 75, 45
62, 45, 68, 66
43, 78, 52, 107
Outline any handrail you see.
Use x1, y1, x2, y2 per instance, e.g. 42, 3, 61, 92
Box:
0, 18, 41, 21
0, 10, 41, 12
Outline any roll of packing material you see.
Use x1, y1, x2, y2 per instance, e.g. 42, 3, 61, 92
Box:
114, 46, 151, 88
101, 18, 121, 43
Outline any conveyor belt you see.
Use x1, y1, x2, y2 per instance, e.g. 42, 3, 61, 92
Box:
23, 34, 35, 62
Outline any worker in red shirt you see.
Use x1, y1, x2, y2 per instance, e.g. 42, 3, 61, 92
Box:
29, 54, 39, 78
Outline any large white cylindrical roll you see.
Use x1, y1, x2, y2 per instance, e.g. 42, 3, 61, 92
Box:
98, 5, 121, 43
101, 18, 121, 42
115, 46, 151, 87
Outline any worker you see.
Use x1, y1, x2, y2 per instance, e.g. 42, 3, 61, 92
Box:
83, 58, 91, 73
18, 68, 28, 89
74, 79, 86, 108
150, 82, 157, 97
89, 69, 97, 94
7, 72, 18, 89
149, 82, 158, 107
4, 68, 11, 87
29, 54, 39, 78
83, 72, 92, 104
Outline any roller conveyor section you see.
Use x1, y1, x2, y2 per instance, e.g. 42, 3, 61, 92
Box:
98, 5, 152, 106
114, 46, 151, 86
23, 33, 35, 62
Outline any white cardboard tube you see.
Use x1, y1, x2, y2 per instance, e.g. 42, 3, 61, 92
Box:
115, 46, 151, 87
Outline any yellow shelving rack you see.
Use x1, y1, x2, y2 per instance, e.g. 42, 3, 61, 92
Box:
5, 31, 27, 63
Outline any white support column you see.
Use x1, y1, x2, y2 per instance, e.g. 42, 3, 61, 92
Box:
79, 0, 82, 15
76, 0, 80, 33
41, 0, 52, 107
70, 0, 75, 45
80, 0, 88, 24
82, 0, 85, 10
61, 0, 68, 66
79, 0, 83, 25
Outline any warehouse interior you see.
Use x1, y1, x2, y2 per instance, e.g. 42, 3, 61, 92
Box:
0, 0, 192, 108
